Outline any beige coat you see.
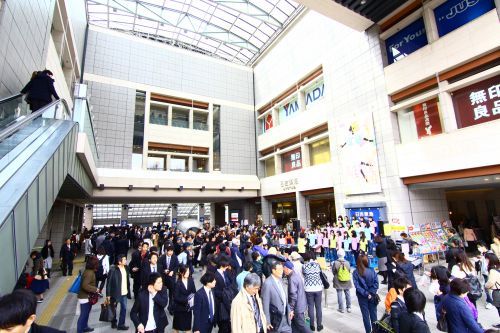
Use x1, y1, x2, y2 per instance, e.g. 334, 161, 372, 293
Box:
231, 289, 267, 333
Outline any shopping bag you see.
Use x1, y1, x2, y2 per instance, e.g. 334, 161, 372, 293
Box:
68, 272, 82, 294
99, 302, 116, 322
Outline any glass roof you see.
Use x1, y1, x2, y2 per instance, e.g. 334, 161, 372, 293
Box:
85, 0, 303, 65
92, 203, 210, 221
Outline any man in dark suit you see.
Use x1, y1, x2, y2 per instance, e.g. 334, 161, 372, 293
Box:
213, 255, 237, 333
59, 238, 76, 276
0, 289, 65, 332
130, 272, 169, 333
107, 254, 132, 330
140, 252, 160, 290
193, 272, 217, 333
159, 245, 179, 313
130, 242, 150, 298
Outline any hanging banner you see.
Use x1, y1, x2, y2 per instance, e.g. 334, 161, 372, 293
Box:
452, 75, 500, 128
385, 18, 428, 64
412, 98, 443, 138
263, 113, 273, 132
282, 148, 302, 173
338, 113, 381, 195
434, 0, 495, 37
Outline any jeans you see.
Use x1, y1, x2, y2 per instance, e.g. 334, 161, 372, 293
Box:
325, 248, 331, 261
112, 295, 128, 327
336, 289, 351, 310
357, 295, 377, 333
291, 312, 312, 333
305, 291, 322, 327
77, 302, 92, 333
484, 274, 493, 304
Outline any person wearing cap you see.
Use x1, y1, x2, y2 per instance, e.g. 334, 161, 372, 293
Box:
284, 260, 310, 333
332, 248, 353, 313
290, 252, 304, 282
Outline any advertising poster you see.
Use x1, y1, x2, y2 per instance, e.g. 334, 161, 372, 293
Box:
338, 113, 381, 195
434, 0, 495, 37
385, 18, 428, 64
412, 98, 443, 138
452, 75, 500, 128
282, 148, 302, 173
264, 113, 273, 131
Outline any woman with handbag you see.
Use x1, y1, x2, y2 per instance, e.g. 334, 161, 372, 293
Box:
353, 254, 379, 333
173, 265, 196, 332
77, 256, 100, 333
303, 251, 324, 331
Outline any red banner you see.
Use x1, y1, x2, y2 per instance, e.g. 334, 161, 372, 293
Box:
452, 75, 500, 128
265, 113, 273, 131
412, 98, 443, 138
282, 148, 302, 173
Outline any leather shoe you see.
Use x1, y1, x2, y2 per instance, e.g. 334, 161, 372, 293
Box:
310, 325, 315, 331
317, 325, 324, 331
83, 328, 94, 332
117, 326, 129, 331
111, 323, 117, 329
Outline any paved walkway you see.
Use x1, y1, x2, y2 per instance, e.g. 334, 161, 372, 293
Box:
41, 262, 499, 332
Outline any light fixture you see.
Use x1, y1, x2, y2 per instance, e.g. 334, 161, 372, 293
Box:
154, 185, 160, 191
200, 186, 206, 192
178, 186, 183, 191
128, 185, 133, 191
484, 178, 490, 181
495, 177, 500, 180
220, 186, 226, 192
99, 184, 104, 190
239, 186, 244, 192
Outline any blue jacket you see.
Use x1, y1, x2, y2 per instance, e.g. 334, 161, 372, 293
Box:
353, 267, 379, 298
437, 294, 483, 333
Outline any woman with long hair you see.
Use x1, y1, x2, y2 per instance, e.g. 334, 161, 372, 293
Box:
429, 265, 451, 321
353, 254, 379, 333
394, 251, 417, 289
451, 251, 479, 306
77, 256, 99, 333
172, 265, 196, 333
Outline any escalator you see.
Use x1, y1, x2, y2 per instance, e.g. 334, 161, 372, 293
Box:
0, 94, 79, 295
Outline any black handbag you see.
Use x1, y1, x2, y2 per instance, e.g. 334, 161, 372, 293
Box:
320, 272, 330, 289
436, 309, 448, 332
269, 303, 282, 331
99, 302, 116, 322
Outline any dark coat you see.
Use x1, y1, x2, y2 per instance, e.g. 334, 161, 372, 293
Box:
106, 265, 131, 300
173, 278, 196, 312
21, 73, 59, 103
140, 262, 161, 289
159, 254, 179, 289
213, 270, 237, 321
192, 288, 215, 333
130, 288, 169, 332
375, 240, 387, 258
59, 244, 76, 262
398, 313, 431, 333
129, 250, 148, 279
114, 239, 129, 258
41, 245, 54, 259
437, 294, 484, 333
397, 262, 417, 289
29, 323, 66, 333
390, 297, 407, 333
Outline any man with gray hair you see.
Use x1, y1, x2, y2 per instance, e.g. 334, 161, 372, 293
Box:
230, 273, 267, 333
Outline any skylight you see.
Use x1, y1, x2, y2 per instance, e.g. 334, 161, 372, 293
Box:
85, 0, 303, 65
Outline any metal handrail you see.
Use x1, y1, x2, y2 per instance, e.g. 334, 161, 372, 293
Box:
0, 99, 71, 142
0, 93, 23, 104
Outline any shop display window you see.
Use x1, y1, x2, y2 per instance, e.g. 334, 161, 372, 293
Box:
149, 104, 168, 126
172, 107, 189, 128
310, 138, 330, 165
265, 158, 275, 177
397, 98, 443, 143
170, 156, 188, 172
193, 157, 208, 172
147, 155, 165, 170
193, 111, 208, 131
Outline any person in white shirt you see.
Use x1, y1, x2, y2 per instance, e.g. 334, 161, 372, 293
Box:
130, 272, 169, 333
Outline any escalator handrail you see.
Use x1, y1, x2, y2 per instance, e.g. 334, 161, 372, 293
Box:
0, 98, 71, 143
0, 93, 23, 104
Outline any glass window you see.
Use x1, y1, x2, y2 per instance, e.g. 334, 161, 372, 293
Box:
281, 148, 302, 173
172, 107, 189, 128
132, 91, 146, 169
170, 156, 188, 172
265, 158, 275, 177
385, 18, 427, 64
150, 104, 168, 125
213, 105, 221, 171
193, 157, 208, 173
397, 98, 444, 143
193, 111, 208, 131
310, 138, 330, 166
278, 97, 299, 125
147, 155, 165, 170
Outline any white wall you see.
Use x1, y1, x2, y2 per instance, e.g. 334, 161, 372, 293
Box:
45, 37, 73, 108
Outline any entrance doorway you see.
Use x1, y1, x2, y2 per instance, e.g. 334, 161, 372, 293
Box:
272, 200, 297, 226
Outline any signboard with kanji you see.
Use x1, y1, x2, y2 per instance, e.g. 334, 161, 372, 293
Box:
413, 98, 443, 138
282, 148, 302, 173
452, 75, 500, 128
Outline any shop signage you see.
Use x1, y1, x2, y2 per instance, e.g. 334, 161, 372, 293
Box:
278, 82, 325, 123
348, 207, 381, 222
412, 98, 443, 138
282, 148, 302, 173
385, 18, 428, 64
280, 178, 299, 192
230, 211, 239, 222
434, 0, 495, 37
452, 75, 500, 128
264, 113, 273, 131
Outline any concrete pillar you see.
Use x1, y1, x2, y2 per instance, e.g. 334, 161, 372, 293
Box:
438, 81, 458, 132
83, 205, 93, 230
495, 0, 500, 19
171, 204, 178, 226
301, 141, 310, 168
189, 108, 194, 129
296, 191, 309, 228
297, 87, 306, 112
423, 6, 439, 43
209, 203, 216, 226
121, 204, 129, 226
261, 197, 272, 226
188, 156, 193, 172
274, 151, 282, 175
272, 106, 280, 126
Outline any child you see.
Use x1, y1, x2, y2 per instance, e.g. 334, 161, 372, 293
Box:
322, 231, 329, 260
329, 232, 337, 262
351, 230, 359, 262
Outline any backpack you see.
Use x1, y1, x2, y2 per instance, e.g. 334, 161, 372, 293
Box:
464, 273, 482, 299
337, 262, 351, 282
372, 313, 395, 333
96, 256, 105, 280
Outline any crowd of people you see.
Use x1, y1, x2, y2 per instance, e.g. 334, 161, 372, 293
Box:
0, 216, 499, 333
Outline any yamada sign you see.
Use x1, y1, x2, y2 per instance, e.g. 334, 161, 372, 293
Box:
452, 75, 500, 128
278, 82, 324, 123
